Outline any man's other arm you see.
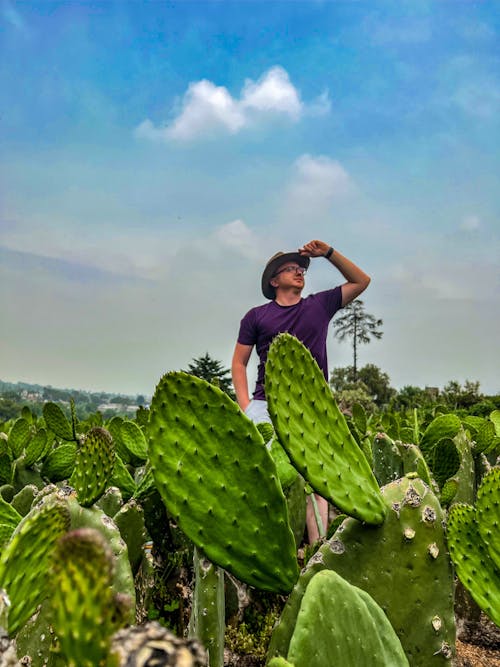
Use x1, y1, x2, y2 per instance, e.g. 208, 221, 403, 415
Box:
231, 342, 254, 411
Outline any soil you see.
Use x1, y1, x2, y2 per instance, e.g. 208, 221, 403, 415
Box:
455, 613, 500, 667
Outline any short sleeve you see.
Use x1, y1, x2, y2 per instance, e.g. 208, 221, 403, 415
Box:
317, 286, 343, 319
237, 308, 258, 346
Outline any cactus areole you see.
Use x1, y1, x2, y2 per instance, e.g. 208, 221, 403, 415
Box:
148, 372, 299, 593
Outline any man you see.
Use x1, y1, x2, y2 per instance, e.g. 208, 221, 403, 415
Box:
231, 239, 370, 543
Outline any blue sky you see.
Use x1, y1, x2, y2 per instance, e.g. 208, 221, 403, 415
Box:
1, 0, 499, 396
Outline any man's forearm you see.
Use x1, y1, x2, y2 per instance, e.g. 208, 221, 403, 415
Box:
327, 248, 370, 289
231, 362, 251, 411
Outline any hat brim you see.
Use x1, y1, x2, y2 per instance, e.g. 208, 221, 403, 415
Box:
261, 251, 310, 300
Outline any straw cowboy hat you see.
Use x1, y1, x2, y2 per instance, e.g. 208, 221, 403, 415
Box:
261, 251, 310, 300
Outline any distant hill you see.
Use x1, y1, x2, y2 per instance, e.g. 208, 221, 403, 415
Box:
0, 378, 150, 422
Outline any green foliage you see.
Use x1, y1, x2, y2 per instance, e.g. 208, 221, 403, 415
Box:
184, 352, 235, 399
331, 364, 395, 407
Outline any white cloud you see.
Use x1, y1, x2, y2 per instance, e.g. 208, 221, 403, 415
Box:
212, 219, 262, 260
287, 154, 355, 213
135, 66, 328, 142
163, 80, 246, 140
460, 215, 481, 232
241, 66, 302, 118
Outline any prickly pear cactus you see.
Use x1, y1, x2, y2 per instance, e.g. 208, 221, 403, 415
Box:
42, 402, 74, 441
120, 420, 148, 461
452, 430, 475, 505
285, 570, 409, 667
69, 427, 115, 507
398, 442, 433, 487
419, 414, 461, 464
265, 334, 386, 525
110, 454, 137, 500
113, 499, 149, 574
447, 503, 500, 627
0, 497, 70, 635
24, 428, 48, 467
476, 467, 500, 569
189, 547, 225, 667
372, 433, 403, 486
41, 443, 77, 482
51, 528, 122, 667
268, 475, 455, 666
67, 496, 136, 618
7, 418, 31, 458
431, 438, 461, 490
148, 372, 299, 593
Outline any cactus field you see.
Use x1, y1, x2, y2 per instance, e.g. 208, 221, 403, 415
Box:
0, 334, 499, 665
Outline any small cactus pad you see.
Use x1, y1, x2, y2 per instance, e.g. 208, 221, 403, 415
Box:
265, 334, 386, 525
286, 570, 409, 667
42, 402, 74, 441
69, 427, 115, 507
41, 443, 77, 481
432, 438, 461, 490
0, 497, 70, 635
419, 414, 462, 462
476, 467, 500, 569
120, 420, 148, 461
110, 455, 137, 500
51, 528, 120, 667
24, 429, 48, 467
149, 372, 299, 593
372, 433, 403, 486
447, 503, 500, 626
8, 418, 31, 458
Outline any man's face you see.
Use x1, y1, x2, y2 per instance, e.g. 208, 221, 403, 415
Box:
271, 262, 307, 290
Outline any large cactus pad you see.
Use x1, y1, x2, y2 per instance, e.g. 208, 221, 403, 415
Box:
148, 372, 299, 593
265, 334, 386, 525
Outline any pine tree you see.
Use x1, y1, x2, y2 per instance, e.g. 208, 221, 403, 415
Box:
332, 300, 383, 382
184, 353, 235, 399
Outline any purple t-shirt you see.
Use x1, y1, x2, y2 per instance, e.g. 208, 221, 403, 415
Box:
237, 287, 343, 400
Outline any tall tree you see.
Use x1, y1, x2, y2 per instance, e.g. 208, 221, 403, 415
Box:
184, 353, 235, 399
332, 300, 383, 381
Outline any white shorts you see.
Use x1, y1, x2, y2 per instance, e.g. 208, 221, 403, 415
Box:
244, 399, 272, 424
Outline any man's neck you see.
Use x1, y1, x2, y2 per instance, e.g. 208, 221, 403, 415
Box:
274, 288, 302, 307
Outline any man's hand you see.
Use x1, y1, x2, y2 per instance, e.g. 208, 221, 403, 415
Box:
298, 239, 330, 258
